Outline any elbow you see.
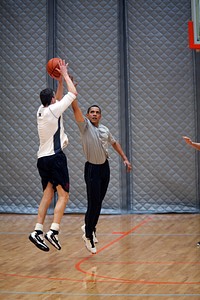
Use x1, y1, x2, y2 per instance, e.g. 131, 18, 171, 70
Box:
71, 89, 78, 97
69, 90, 78, 97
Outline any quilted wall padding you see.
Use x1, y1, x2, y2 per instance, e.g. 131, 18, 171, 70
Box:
128, 0, 198, 212
55, 0, 121, 213
0, 0, 47, 214
0, 0, 199, 214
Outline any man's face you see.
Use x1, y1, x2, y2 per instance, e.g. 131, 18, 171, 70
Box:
86, 106, 101, 126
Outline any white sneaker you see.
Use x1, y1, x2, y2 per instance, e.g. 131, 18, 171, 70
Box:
81, 225, 98, 243
82, 234, 97, 254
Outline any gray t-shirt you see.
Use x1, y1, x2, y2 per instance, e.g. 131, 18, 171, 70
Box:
77, 117, 116, 164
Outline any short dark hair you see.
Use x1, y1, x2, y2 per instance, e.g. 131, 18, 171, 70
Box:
87, 105, 101, 114
40, 88, 55, 106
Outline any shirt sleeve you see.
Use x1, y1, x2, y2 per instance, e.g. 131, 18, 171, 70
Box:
76, 117, 88, 134
99, 125, 116, 145
49, 92, 76, 118
108, 130, 116, 144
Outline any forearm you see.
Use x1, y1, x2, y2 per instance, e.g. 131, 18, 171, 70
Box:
112, 142, 128, 161
63, 72, 77, 96
190, 142, 200, 151
55, 78, 63, 100
112, 142, 132, 171
183, 136, 200, 151
71, 99, 85, 122
57, 60, 77, 96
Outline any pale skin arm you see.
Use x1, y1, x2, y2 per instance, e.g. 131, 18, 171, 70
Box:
183, 136, 200, 151
56, 60, 78, 96
112, 142, 132, 172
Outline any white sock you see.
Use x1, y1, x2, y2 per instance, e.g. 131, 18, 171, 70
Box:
35, 223, 43, 232
50, 223, 60, 232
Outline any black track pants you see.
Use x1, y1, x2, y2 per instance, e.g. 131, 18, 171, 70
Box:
84, 160, 110, 239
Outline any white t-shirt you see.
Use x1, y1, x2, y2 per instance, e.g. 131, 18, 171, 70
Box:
37, 92, 76, 158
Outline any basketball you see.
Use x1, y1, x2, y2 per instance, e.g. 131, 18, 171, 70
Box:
46, 57, 61, 79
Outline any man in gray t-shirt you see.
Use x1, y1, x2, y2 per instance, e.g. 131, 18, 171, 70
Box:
72, 100, 132, 254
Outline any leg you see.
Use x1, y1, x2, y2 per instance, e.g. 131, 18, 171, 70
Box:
84, 162, 101, 239
29, 182, 54, 252
37, 182, 54, 224
53, 184, 69, 224
82, 162, 100, 254
45, 185, 69, 250
93, 160, 110, 229
44, 152, 70, 250
51, 151, 70, 222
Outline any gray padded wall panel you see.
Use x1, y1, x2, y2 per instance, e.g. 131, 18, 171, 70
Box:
56, 0, 121, 213
128, 0, 198, 212
0, 0, 199, 214
0, 0, 47, 213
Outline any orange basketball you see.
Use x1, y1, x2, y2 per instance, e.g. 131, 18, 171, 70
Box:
46, 57, 61, 78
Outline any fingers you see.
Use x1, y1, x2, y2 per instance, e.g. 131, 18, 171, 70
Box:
58, 59, 68, 66
183, 137, 190, 142
124, 161, 132, 172
127, 165, 132, 172
55, 59, 69, 77
58, 59, 68, 68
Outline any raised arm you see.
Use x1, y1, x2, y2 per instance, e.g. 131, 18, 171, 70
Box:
57, 60, 78, 97
67, 74, 84, 122
55, 77, 64, 101
71, 99, 85, 122
112, 142, 132, 172
183, 136, 200, 151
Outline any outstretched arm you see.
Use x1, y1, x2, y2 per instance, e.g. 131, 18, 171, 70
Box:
112, 142, 132, 172
71, 99, 85, 122
183, 136, 200, 151
55, 77, 64, 101
67, 74, 84, 122
57, 60, 78, 97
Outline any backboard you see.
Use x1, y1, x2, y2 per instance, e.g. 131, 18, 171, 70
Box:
188, 0, 200, 50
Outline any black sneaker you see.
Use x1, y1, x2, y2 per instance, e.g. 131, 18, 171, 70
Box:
29, 231, 49, 252
45, 230, 61, 250
197, 241, 200, 247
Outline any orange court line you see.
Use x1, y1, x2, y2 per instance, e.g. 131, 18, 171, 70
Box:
0, 216, 199, 285
75, 216, 200, 285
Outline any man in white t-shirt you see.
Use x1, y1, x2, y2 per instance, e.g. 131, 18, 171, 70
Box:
29, 60, 77, 252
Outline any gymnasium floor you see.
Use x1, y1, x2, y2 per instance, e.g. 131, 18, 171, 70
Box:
0, 213, 199, 299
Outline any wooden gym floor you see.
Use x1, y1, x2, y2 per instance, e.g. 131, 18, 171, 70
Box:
0, 213, 199, 299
